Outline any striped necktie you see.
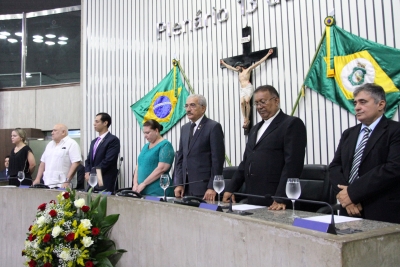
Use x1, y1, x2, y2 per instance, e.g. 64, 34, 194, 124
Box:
348, 127, 371, 184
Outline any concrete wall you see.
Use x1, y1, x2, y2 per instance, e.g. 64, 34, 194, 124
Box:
2, 188, 400, 267
0, 83, 81, 131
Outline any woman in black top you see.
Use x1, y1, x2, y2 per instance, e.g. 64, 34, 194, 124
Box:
8, 128, 36, 186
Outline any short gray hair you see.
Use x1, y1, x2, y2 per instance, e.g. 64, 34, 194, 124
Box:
353, 83, 386, 104
187, 94, 207, 107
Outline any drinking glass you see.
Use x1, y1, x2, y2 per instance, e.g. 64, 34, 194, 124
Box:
213, 175, 225, 206
88, 173, 98, 189
159, 174, 170, 201
286, 178, 301, 218
17, 171, 25, 187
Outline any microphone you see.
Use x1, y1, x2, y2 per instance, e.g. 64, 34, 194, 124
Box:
113, 157, 124, 194
265, 194, 337, 235
172, 179, 210, 188
227, 192, 337, 234
225, 192, 268, 215
30, 181, 73, 189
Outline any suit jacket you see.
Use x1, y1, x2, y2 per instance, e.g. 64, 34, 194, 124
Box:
0, 169, 8, 180
85, 132, 120, 192
175, 116, 225, 196
329, 116, 400, 223
227, 110, 307, 206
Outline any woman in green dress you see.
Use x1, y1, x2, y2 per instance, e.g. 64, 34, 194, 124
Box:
132, 120, 175, 196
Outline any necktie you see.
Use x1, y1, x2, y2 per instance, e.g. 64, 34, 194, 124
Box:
188, 123, 196, 147
348, 127, 371, 184
92, 137, 101, 160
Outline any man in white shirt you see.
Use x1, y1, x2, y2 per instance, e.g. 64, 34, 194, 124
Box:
33, 124, 81, 188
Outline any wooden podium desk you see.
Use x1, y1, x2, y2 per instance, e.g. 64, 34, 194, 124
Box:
1, 187, 400, 267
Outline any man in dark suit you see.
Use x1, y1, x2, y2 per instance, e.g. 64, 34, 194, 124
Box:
85, 113, 120, 192
223, 85, 307, 209
330, 83, 400, 224
0, 155, 10, 180
174, 94, 225, 201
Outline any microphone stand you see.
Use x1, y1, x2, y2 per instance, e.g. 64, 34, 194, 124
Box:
270, 195, 337, 235
113, 157, 124, 194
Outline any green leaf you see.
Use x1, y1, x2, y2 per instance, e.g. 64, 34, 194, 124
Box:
109, 249, 127, 265
94, 257, 113, 267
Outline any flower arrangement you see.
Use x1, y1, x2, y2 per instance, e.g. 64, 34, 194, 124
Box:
22, 189, 126, 267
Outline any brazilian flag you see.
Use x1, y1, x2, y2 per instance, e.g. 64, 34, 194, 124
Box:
304, 17, 400, 118
131, 66, 189, 135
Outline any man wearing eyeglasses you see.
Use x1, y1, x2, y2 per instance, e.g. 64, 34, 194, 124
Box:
174, 94, 225, 201
223, 85, 307, 209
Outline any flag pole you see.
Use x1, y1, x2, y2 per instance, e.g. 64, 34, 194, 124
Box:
173, 59, 232, 167
291, 29, 327, 116
173, 59, 195, 94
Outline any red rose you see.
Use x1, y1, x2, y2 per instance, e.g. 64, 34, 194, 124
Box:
64, 232, 75, 242
28, 225, 32, 231
50, 200, 56, 204
43, 233, 51, 243
63, 192, 70, 199
28, 259, 37, 267
85, 261, 94, 267
81, 205, 90, 212
28, 234, 36, 241
49, 209, 57, 217
91, 227, 100, 236
43, 263, 52, 267
38, 203, 46, 211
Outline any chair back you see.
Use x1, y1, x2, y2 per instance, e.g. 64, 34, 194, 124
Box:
296, 164, 333, 212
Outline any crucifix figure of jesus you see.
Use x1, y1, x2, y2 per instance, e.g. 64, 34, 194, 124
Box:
220, 48, 274, 129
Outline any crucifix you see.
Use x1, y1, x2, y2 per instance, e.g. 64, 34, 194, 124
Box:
220, 26, 277, 135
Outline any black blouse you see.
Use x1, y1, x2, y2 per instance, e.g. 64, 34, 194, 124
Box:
8, 145, 33, 186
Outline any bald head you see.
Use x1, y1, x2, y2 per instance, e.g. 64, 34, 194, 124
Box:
52, 124, 68, 143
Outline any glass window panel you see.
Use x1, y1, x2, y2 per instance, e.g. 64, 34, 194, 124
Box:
26, 10, 80, 86
0, 19, 22, 88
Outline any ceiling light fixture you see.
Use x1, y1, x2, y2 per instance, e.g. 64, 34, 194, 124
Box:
58, 36, 68, 41
33, 38, 43, 43
0, 35, 6, 39
45, 34, 56, 38
7, 38, 18, 43
45, 41, 55, 45
33, 35, 43, 39
15, 32, 22, 37
58, 41, 67, 45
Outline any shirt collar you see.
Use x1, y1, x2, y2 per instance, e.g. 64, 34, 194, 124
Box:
361, 115, 382, 133
98, 131, 109, 140
264, 109, 280, 124
193, 115, 204, 126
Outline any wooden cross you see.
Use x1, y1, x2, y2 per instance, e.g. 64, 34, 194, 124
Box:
220, 26, 277, 135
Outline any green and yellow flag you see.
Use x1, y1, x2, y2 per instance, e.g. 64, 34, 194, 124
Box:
131, 66, 189, 135
304, 18, 400, 118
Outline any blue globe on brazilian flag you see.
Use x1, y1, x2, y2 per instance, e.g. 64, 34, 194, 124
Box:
304, 19, 400, 118
131, 67, 189, 135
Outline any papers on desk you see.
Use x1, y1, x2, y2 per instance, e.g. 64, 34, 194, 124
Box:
232, 204, 265, 211
304, 215, 362, 224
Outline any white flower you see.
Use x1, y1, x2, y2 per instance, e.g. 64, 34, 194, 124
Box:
74, 198, 85, 208
52, 225, 63, 238
81, 236, 94, 247
80, 219, 92, 229
36, 216, 46, 227
59, 250, 72, 261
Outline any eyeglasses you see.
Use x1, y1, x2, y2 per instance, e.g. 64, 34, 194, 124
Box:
253, 97, 276, 107
184, 103, 203, 109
